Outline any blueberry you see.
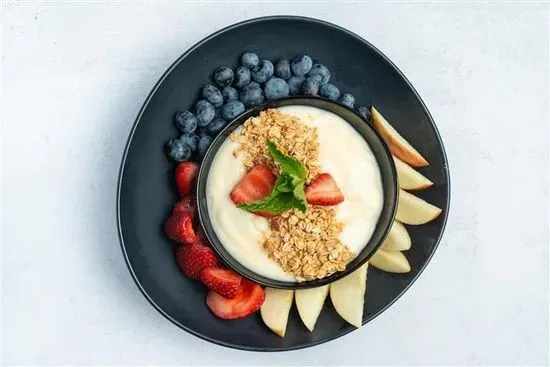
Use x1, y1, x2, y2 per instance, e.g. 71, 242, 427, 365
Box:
319, 83, 340, 101
197, 128, 210, 138
291, 55, 313, 76
180, 133, 199, 151
241, 52, 259, 69
248, 81, 260, 89
195, 99, 215, 126
201, 84, 223, 107
222, 86, 238, 102
213, 66, 234, 87
239, 85, 265, 107
301, 78, 320, 95
288, 76, 305, 95
198, 135, 213, 159
221, 100, 245, 120
174, 110, 197, 133
339, 93, 355, 108
306, 63, 330, 85
251, 60, 274, 83
264, 77, 289, 100
275, 59, 291, 80
357, 106, 372, 122
233, 66, 251, 89
206, 118, 227, 135
166, 138, 191, 162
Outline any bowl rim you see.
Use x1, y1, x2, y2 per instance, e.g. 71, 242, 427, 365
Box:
116, 15, 451, 351
196, 96, 398, 289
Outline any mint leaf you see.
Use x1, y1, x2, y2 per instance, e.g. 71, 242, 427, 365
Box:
267, 141, 307, 180
237, 141, 309, 215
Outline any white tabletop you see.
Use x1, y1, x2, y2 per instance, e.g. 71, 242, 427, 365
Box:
2, 2, 548, 366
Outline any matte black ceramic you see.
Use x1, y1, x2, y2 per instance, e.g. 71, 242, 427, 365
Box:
196, 97, 398, 289
117, 16, 450, 351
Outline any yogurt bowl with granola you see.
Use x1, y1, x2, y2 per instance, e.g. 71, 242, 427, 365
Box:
196, 97, 398, 288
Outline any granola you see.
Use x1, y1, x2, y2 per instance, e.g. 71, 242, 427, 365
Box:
230, 108, 355, 280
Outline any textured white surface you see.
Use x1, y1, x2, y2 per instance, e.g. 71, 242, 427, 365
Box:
2, 2, 548, 366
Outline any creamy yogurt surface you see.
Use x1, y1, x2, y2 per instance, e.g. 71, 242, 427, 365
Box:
206, 105, 384, 282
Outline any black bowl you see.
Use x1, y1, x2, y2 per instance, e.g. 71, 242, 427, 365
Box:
196, 97, 398, 289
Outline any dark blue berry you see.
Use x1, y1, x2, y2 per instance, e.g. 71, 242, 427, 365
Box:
275, 59, 291, 80
357, 106, 372, 122
248, 81, 260, 89
174, 110, 197, 133
195, 99, 215, 126
251, 60, 274, 83
233, 66, 251, 89
291, 55, 313, 76
306, 63, 330, 85
339, 93, 355, 108
264, 77, 289, 100
301, 78, 320, 95
241, 52, 259, 69
198, 135, 213, 159
180, 133, 199, 151
201, 84, 223, 107
213, 66, 234, 87
166, 138, 191, 162
239, 85, 264, 107
288, 76, 305, 95
221, 100, 245, 121
222, 86, 238, 102
319, 83, 340, 101
207, 118, 227, 135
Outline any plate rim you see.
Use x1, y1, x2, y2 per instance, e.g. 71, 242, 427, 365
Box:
116, 15, 451, 352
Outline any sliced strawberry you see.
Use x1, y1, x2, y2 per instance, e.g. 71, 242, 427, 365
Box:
164, 212, 196, 245
195, 226, 210, 247
304, 173, 345, 206
205, 279, 265, 319
200, 267, 242, 299
175, 161, 199, 198
176, 244, 219, 279
172, 196, 196, 218
230, 164, 276, 205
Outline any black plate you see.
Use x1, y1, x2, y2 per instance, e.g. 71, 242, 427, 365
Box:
117, 16, 450, 351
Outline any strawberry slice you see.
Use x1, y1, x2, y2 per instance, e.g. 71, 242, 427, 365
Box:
176, 244, 219, 279
230, 164, 276, 205
205, 279, 265, 319
200, 267, 243, 299
195, 226, 210, 247
304, 173, 344, 206
172, 196, 196, 218
164, 212, 196, 245
175, 161, 199, 198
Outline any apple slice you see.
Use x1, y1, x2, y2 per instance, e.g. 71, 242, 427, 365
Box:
381, 221, 411, 252
396, 189, 442, 225
295, 285, 329, 332
371, 107, 429, 167
260, 288, 294, 337
329, 263, 368, 328
369, 249, 411, 273
394, 157, 433, 190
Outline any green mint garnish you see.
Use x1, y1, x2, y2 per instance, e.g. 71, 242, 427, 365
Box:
238, 141, 308, 215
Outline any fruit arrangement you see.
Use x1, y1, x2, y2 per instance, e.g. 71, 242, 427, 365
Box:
165, 52, 372, 163
163, 51, 442, 336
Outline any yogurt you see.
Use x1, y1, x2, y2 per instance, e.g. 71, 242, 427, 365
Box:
206, 106, 384, 282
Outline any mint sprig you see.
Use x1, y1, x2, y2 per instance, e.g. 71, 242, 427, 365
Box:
238, 141, 308, 215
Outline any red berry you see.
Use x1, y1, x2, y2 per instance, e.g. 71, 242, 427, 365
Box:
205, 279, 265, 319
304, 173, 344, 206
164, 212, 196, 245
195, 226, 210, 247
172, 196, 196, 218
230, 165, 276, 217
175, 161, 199, 198
176, 244, 219, 279
199, 267, 242, 299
